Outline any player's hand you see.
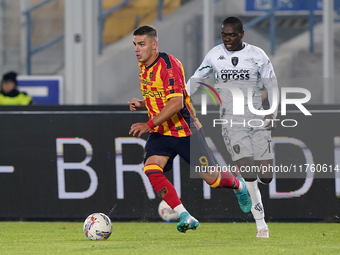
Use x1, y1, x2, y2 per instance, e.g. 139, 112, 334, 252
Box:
263, 114, 276, 130
129, 122, 151, 138
127, 98, 144, 112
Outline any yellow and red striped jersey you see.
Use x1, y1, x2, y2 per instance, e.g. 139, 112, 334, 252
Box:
139, 52, 201, 137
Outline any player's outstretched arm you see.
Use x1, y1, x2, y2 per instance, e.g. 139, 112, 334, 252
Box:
127, 98, 146, 112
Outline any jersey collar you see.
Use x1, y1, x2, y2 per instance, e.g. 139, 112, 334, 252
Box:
223, 42, 247, 55
145, 53, 160, 69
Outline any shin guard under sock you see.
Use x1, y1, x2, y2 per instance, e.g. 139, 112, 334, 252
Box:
144, 164, 181, 209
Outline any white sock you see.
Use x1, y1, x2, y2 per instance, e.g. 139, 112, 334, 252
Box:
173, 204, 187, 215
245, 180, 268, 231
235, 180, 243, 193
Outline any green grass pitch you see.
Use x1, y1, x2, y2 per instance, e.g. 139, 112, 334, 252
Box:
0, 222, 339, 254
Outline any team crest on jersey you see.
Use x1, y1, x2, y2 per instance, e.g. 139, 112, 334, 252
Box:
168, 69, 174, 77
231, 57, 238, 67
149, 72, 154, 79
157, 187, 168, 198
233, 144, 240, 154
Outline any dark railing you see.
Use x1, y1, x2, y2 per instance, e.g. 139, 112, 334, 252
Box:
240, 0, 302, 55
23, 0, 63, 75
216, 0, 340, 55
24, 0, 166, 73
308, 0, 340, 52
23, 0, 340, 74
98, 0, 166, 55
97, 0, 134, 55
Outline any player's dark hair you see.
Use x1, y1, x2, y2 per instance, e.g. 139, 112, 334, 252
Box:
133, 25, 158, 39
221, 17, 244, 32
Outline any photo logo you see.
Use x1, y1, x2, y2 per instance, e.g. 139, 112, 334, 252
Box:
197, 82, 222, 115
198, 82, 312, 128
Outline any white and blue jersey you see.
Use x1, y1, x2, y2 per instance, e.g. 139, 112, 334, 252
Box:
187, 42, 278, 124
187, 42, 278, 161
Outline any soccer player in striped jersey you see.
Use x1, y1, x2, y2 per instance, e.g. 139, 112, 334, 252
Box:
128, 25, 252, 233
187, 17, 279, 238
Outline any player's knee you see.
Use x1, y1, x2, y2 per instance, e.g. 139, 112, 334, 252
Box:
244, 177, 257, 182
259, 177, 272, 184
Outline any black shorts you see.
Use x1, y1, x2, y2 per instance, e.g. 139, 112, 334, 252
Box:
143, 129, 216, 172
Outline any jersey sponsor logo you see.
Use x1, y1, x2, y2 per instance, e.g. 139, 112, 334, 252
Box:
231, 57, 238, 67
244, 57, 261, 63
141, 89, 163, 98
221, 69, 250, 74
140, 78, 153, 86
220, 69, 250, 82
217, 55, 225, 60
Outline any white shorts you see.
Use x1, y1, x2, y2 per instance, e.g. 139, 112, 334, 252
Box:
222, 127, 273, 162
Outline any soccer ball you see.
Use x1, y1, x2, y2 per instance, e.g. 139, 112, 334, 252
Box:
83, 213, 113, 240
158, 200, 179, 222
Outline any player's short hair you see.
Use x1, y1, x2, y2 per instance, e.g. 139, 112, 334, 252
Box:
133, 25, 158, 40
221, 17, 244, 32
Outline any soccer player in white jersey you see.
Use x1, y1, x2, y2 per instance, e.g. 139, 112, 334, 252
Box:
187, 17, 279, 238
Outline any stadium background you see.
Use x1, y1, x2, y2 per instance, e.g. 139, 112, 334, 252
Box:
0, 105, 339, 222
0, 0, 339, 222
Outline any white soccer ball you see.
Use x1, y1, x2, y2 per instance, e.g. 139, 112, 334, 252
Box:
83, 213, 113, 240
158, 200, 179, 222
